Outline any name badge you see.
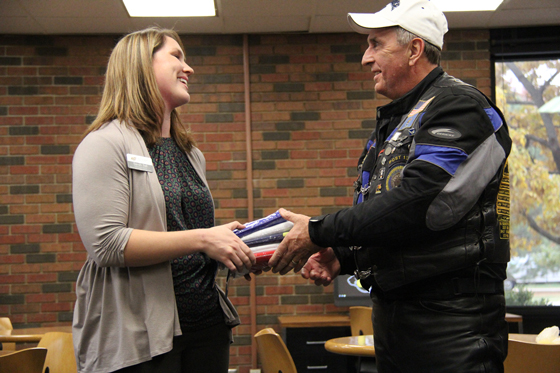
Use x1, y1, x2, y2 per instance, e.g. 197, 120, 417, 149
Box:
126, 154, 154, 173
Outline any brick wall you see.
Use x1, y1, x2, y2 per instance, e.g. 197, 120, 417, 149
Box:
1, 29, 491, 371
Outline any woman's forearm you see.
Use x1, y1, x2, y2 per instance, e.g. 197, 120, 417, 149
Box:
124, 229, 205, 267
123, 223, 255, 272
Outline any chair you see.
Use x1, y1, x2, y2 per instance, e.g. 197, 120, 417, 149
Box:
0, 317, 15, 351
0, 347, 48, 373
504, 334, 560, 373
349, 306, 377, 373
349, 306, 373, 336
37, 332, 77, 373
0, 317, 13, 331
254, 328, 297, 373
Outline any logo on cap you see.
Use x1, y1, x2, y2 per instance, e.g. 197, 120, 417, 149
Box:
391, 0, 400, 10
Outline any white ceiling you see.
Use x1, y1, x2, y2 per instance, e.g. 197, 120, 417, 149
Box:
1, 0, 559, 35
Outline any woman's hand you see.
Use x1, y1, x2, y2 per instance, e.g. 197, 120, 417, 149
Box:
202, 221, 256, 274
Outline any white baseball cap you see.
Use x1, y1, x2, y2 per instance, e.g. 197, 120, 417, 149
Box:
348, 0, 448, 49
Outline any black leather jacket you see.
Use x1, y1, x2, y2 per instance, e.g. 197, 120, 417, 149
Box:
308, 67, 511, 294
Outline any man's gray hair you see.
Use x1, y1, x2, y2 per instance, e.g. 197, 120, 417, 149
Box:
395, 27, 441, 66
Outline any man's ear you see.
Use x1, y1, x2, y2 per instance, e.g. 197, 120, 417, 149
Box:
408, 38, 424, 66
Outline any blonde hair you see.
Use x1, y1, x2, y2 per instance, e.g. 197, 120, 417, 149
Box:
85, 26, 195, 152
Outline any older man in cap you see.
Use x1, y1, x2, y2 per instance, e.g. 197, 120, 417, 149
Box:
269, 0, 511, 371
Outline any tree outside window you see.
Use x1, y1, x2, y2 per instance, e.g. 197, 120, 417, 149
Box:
495, 59, 560, 306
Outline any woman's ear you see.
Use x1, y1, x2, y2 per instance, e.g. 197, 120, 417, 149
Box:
408, 38, 424, 66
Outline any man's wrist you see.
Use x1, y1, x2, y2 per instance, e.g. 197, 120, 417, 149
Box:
308, 214, 328, 247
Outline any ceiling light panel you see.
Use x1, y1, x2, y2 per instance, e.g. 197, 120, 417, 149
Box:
432, 0, 504, 12
122, 0, 216, 17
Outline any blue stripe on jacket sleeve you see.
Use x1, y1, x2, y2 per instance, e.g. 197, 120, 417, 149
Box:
413, 144, 468, 175
484, 107, 503, 132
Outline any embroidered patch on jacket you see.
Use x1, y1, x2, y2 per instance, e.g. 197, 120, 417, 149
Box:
398, 96, 435, 131
497, 160, 510, 240
427, 127, 462, 139
386, 165, 404, 190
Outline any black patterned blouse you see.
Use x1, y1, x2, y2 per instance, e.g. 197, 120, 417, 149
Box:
148, 137, 223, 331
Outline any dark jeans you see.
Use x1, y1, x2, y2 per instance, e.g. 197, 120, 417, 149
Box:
113, 322, 231, 373
372, 293, 508, 373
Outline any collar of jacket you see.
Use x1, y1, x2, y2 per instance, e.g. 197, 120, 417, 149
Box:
377, 66, 444, 120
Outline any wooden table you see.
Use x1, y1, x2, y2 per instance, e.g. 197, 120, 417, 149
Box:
0, 325, 72, 344
279, 313, 521, 330
508, 333, 537, 342
325, 331, 532, 359
324, 334, 375, 357
505, 313, 524, 333
278, 315, 351, 328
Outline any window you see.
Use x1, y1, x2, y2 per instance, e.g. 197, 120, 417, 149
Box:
492, 27, 560, 307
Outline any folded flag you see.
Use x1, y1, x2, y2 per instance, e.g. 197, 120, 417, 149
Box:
240, 221, 293, 244
233, 211, 293, 274
250, 243, 279, 271
243, 232, 287, 248
233, 210, 286, 239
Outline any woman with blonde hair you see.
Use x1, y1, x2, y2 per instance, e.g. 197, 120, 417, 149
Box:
72, 27, 255, 373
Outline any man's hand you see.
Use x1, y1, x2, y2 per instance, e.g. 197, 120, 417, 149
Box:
268, 208, 323, 275
301, 248, 340, 286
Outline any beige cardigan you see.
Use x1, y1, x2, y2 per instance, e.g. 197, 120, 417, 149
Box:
72, 120, 211, 373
